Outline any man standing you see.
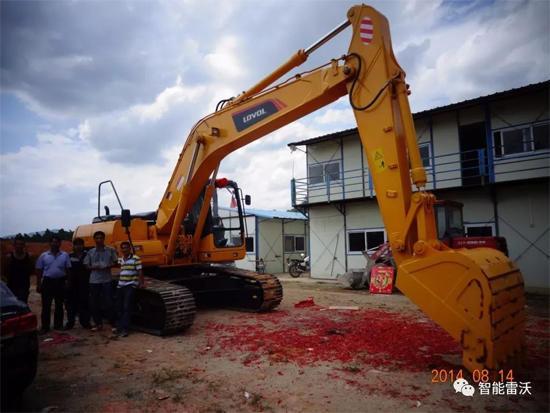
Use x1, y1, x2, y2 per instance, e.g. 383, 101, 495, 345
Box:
2, 236, 35, 303
84, 231, 118, 332
113, 241, 145, 337
36, 236, 72, 334
65, 238, 91, 330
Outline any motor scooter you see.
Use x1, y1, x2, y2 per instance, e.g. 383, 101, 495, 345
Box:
287, 254, 310, 278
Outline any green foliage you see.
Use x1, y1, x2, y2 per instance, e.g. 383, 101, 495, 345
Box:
2, 228, 74, 242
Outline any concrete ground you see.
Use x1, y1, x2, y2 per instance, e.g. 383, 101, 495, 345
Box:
2, 274, 548, 413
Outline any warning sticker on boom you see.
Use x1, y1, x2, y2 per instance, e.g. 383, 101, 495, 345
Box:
373, 148, 386, 172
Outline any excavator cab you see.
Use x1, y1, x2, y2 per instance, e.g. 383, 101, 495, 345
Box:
435, 200, 509, 256
209, 178, 247, 249
174, 178, 249, 257
435, 200, 465, 240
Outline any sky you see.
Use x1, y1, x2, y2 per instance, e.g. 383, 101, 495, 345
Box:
1, 0, 549, 236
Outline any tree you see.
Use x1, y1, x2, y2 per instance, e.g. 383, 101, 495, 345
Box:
58, 228, 67, 240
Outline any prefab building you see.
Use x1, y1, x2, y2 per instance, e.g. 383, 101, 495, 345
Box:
217, 207, 308, 274
289, 81, 549, 294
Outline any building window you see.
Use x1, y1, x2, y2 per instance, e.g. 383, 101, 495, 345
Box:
493, 121, 550, 157
465, 223, 495, 237
230, 236, 243, 246
348, 232, 366, 252
494, 127, 530, 156
284, 235, 306, 252
347, 229, 386, 253
325, 162, 341, 182
308, 161, 341, 185
245, 236, 254, 252
308, 164, 324, 185
533, 123, 550, 151
295, 236, 305, 252
418, 143, 432, 168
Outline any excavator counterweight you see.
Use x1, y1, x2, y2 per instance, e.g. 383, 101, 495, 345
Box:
74, 3, 525, 374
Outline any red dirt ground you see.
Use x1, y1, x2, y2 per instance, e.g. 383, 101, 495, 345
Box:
0, 244, 548, 412
1, 241, 73, 259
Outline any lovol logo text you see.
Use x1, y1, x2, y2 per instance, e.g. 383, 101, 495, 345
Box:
243, 108, 267, 123
232, 99, 287, 132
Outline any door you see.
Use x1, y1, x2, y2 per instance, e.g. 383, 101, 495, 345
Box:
459, 122, 487, 186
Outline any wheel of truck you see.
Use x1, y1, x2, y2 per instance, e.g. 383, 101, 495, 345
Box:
288, 264, 302, 278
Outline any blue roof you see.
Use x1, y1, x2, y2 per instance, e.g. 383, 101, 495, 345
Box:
219, 207, 307, 220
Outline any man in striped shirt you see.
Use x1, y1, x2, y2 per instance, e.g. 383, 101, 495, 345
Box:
113, 241, 145, 337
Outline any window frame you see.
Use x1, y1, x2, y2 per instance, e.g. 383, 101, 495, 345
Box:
307, 160, 343, 187
418, 142, 433, 170
230, 234, 244, 247
533, 122, 550, 151
284, 235, 306, 253
493, 120, 550, 159
464, 223, 496, 237
245, 236, 254, 253
307, 164, 324, 186
347, 228, 387, 255
324, 161, 341, 183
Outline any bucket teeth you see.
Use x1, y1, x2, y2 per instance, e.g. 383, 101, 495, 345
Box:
397, 247, 525, 375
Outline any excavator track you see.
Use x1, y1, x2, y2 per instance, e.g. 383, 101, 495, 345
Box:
131, 277, 196, 336
196, 266, 283, 312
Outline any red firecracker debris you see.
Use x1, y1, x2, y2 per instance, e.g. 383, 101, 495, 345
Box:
205, 308, 549, 378
294, 297, 315, 308
40, 332, 79, 349
205, 308, 462, 371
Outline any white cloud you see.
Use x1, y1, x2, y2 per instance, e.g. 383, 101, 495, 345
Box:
78, 120, 90, 141
0, 131, 174, 235
204, 36, 247, 80
66, 127, 78, 138
29, 55, 93, 75
408, 1, 549, 111
219, 146, 306, 211
2, 0, 548, 236
131, 76, 204, 122
314, 108, 355, 126
81, 77, 208, 164
36, 132, 73, 146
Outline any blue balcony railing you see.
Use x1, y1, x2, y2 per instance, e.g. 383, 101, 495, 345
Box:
291, 143, 549, 206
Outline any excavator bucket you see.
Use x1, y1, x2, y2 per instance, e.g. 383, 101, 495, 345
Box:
396, 246, 525, 374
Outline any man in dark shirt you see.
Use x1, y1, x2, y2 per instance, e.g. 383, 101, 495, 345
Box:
65, 238, 91, 329
1, 236, 35, 303
84, 231, 118, 331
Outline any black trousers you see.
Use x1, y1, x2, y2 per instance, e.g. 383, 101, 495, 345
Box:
89, 282, 116, 326
65, 283, 91, 328
116, 285, 136, 331
10, 287, 30, 304
41, 277, 67, 330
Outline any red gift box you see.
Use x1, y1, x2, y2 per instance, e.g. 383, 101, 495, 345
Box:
369, 266, 394, 294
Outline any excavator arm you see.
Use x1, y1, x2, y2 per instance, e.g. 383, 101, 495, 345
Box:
111, 4, 527, 373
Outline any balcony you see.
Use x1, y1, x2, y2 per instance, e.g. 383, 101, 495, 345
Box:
291, 142, 550, 207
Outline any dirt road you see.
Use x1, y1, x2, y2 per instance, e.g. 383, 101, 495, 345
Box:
3, 275, 548, 413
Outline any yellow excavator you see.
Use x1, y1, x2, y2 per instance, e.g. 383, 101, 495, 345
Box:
74, 4, 525, 375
